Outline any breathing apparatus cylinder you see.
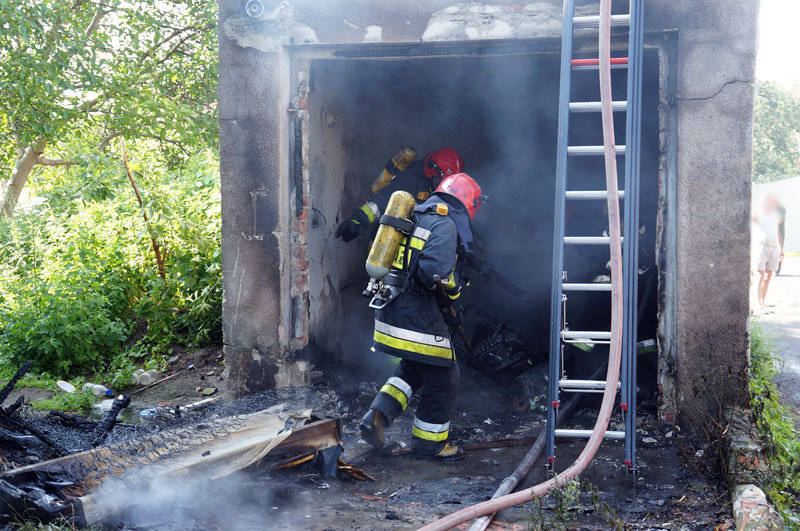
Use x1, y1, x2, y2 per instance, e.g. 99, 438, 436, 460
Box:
365, 190, 416, 281
370, 145, 417, 195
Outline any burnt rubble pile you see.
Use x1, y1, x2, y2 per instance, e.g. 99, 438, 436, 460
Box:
0, 376, 350, 527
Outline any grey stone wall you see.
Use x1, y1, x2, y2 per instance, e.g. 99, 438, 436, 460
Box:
218, 0, 758, 421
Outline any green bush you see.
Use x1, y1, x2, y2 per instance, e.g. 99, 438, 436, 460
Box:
750, 320, 800, 527
31, 390, 96, 416
0, 145, 221, 380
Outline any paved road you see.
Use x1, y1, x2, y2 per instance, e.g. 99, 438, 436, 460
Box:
757, 255, 800, 418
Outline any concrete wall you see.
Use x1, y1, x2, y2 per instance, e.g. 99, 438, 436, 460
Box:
646, 0, 758, 420
218, 0, 758, 421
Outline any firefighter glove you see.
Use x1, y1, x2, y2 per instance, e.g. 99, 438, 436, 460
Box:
336, 203, 378, 242
336, 219, 362, 242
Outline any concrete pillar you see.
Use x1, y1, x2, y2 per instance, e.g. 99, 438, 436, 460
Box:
649, 0, 758, 420
218, 0, 290, 397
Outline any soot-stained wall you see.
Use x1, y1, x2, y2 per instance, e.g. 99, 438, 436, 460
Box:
218, 0, 757, 425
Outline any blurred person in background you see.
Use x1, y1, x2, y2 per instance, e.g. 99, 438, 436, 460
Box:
753, 193, 784, 311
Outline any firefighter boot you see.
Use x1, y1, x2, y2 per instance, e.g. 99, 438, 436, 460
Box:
413, 442, 465, 461
359, 408, 387, 449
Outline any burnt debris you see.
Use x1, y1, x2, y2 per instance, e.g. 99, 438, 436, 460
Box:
457, 309, 545, 382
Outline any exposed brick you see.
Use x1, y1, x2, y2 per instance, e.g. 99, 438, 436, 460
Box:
292, 220, 308, 234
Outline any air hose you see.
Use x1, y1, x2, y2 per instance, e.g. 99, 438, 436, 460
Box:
417, 1, 623, 528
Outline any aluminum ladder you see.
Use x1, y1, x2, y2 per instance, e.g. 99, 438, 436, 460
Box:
546, 0, 644, 472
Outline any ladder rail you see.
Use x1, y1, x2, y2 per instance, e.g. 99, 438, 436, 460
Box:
621, 0, 644, 472
546, 0, 576, 467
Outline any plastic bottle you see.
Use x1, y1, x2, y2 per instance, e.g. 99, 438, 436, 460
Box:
82, 383, 109, 396
132, 369, 145, 384
138, 369, 160, 386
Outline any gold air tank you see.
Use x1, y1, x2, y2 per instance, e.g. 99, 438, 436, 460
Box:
365, 190, 416, 280
370, 145, 417, 195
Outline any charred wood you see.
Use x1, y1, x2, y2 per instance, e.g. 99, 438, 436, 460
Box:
0, 360, 32, 406
90, 395, 130, 447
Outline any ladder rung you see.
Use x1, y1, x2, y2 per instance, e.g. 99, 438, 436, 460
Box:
572, 57, 629, 67
568, 145, 627, 156
562, 331, 612, 340
569, 101, 627, 113
555, 429, 625, 440
573, 14, 631, 28
564, 236, 623, 245
559, 379, 621, 391
565, 190, 625, 200
562, 283, 612, 291
573, 63, 629, 71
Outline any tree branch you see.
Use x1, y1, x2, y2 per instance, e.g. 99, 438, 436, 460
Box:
35, 157, 79, 166
84, 6, 107, 37
121, 138, 166, 281
97, 131, 122, 152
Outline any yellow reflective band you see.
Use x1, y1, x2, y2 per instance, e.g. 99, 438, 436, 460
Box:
444, 272, 456, 288
374, 331, 454, 359
448, 291, 461, 300
359, 203, 376, 224
409, 237, 425, 251
380, 383, 408, 410
392, 237, 408, 269
412, 426, 449, 442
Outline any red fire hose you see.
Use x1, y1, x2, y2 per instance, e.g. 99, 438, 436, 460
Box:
417, 2, 623, 529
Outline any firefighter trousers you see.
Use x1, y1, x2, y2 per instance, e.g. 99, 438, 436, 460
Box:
370, 358, 460, 454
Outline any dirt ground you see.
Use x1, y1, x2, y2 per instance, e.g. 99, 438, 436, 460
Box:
85, 366, 731, 530
3, 344, 734, 529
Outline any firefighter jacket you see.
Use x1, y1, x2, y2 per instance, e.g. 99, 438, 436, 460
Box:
372, 194, 465, 367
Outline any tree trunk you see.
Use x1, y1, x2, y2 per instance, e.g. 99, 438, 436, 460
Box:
0, 144, 43, 217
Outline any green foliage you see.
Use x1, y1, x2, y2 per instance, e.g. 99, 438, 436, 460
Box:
750, 320, 800, 527
0, 0, 218, 169
0, 146, 221, 378
0, 0, 220, 383
31, 390, 96, 416
753, 82, 800, 183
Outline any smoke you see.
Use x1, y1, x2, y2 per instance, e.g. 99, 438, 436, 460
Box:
93, 471, 316, 530
305, 45, 662, 385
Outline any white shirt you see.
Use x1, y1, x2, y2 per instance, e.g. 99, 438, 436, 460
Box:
756, 211, 780, 246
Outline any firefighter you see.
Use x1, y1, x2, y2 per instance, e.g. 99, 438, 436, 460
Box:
359, 172, 483, 460
335, 147, 465, 242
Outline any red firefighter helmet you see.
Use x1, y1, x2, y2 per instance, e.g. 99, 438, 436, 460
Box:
424, 147, 465, 179
435, 173, 483, 220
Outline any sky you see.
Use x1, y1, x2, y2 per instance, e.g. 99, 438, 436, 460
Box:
757, 0, 800, 93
